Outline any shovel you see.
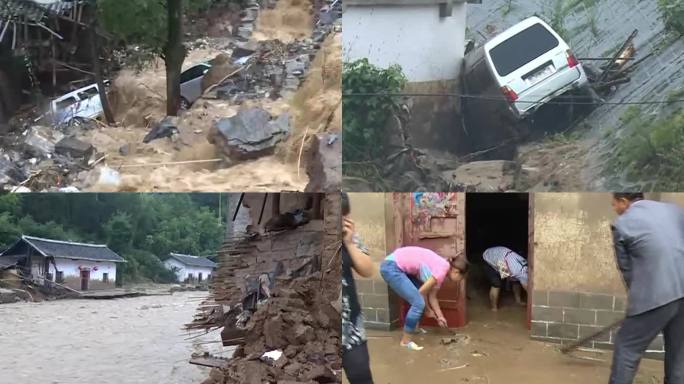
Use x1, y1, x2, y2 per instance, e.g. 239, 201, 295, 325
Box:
560, 318, 624, 354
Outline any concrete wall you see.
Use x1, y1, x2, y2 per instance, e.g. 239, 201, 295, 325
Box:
343, 1, 468, 83
348, 193, 397, 330
163, 259, 213, 283
530, 193, 678, 358
51, 258, 117, 291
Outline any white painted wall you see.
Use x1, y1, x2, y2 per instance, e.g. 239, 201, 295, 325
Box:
164, 259, 214, 283
49, 258, 117, 282
343, 3, 467, 82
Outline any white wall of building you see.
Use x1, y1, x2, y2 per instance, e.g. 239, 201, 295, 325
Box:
343, 3, 467, 82
49, 258, 117, 282
164, 259, 214, 282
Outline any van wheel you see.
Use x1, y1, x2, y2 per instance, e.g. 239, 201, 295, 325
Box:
180, 97, 190, 110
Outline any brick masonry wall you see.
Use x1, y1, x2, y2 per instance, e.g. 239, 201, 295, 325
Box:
356, 278, 400, 330
531, 290, 665, 359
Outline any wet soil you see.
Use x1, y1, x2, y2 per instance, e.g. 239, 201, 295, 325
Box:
0, 292, 221, 384
358, 299, 663, 384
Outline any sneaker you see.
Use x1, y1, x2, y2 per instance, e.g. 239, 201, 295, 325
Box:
400, 341, 424, 351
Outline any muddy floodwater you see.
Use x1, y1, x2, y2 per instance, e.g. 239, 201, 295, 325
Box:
0, 292, 222, 384
360, 301, 664, 384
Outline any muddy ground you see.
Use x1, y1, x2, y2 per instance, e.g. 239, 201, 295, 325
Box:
0, 292, 231, 384
353, 296, 663, 384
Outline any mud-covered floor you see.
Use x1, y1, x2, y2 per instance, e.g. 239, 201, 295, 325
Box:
354, 296, 663, 384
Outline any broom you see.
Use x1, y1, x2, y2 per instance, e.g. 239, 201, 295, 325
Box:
560, 318, 624, 354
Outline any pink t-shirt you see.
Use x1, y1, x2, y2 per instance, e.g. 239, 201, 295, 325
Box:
390, 246, 450, 287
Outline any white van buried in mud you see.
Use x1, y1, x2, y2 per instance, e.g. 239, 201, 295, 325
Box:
50, 82, 108, 125
478, 16, 589, 119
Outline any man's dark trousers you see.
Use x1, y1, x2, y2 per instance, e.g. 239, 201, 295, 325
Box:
610, 298, 684, 384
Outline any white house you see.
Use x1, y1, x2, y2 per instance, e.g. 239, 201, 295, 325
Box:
164, 253, 217, 284
0, 235, 125, 291
343, 0, 482, 83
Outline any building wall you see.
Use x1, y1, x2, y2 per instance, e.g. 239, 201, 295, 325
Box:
530, 193, 674, 358
348, 193, 395, 330
343, 1, 467, 83
50, 258, 117, 291
163, 259, 214, 283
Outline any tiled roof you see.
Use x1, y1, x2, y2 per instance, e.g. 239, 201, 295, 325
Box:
168, 253, 217, 268
17, 235, 125, 263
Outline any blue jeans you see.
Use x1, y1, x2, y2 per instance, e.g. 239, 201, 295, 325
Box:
380, 259, 425, 333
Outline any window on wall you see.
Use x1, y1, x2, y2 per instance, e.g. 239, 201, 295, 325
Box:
188, 273, 194, 283
102, 273, 109, 283
56, 271, 64, 283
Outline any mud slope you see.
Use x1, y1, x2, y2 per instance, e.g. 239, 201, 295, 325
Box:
467, 0, 684, 190
253, 0, 314, 42
81, 20, 339, 192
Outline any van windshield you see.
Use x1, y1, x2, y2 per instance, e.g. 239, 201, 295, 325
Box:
489, 23, 559, 78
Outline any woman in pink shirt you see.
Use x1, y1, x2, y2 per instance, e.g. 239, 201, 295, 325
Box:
380, 246, 467, 350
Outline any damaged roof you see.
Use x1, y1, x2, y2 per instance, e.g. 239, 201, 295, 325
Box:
1, 235, 125, 263
168, 253, 217, 268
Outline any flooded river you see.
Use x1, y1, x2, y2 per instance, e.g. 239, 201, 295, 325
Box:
0, 292, 220, 384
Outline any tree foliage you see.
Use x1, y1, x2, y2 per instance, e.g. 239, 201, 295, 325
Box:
607, 108, 684, 191
0, 193, 225, 284
658, 0, 684, 35
342, 59, 407, 162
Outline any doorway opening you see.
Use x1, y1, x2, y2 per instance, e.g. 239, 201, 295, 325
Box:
80, 270, 90, 291
465, 193, 531, 327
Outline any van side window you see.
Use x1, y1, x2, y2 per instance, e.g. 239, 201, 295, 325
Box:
55, 97, 78, 110
77, 87, 98, 100
489, 23, 559, 77
180, 65, 208, 83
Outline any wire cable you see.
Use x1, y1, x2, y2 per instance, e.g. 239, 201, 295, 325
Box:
342, 92, 684, 105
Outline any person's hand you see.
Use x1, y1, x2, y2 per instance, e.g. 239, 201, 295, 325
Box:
437, 317, 448, 328
342, 217, 355, 245
425, 308, 437, 319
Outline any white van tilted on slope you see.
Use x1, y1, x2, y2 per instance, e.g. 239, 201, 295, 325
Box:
482, 16, 589, 119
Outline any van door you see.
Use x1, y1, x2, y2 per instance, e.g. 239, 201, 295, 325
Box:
488, 22, 569, 96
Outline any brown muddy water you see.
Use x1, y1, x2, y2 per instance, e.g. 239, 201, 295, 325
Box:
0, 292, 229, 384
356, 301, 663, 384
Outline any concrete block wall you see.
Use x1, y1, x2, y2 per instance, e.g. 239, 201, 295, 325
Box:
356, 278, 401, 330
531, 290, 665, 359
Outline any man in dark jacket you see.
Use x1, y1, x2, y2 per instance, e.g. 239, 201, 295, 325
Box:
609, 193, 684, 384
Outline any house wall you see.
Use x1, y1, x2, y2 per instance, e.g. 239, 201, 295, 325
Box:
530, 193, 677, 358
163, 259, 213, 283
348, 193, 397, 330
343, 1, 468, 83
50, 258, 117, 291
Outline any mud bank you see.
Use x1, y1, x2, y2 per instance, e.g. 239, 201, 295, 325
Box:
0, 292, 217, 384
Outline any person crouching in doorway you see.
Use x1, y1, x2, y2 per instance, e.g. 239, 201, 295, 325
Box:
380, 246, 468, 351
482, 246, 528, 311
341, 193, 376, 384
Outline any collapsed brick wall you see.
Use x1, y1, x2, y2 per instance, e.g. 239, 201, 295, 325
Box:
212, 222, 324, 305
531, 290, 665, 359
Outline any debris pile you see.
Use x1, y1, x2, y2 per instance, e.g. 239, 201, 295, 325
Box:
203, 275, 341, 384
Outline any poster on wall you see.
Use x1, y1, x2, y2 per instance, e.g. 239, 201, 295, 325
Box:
410, 192, 459, 230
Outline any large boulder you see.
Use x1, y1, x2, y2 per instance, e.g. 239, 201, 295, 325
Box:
208, 108, 290, 160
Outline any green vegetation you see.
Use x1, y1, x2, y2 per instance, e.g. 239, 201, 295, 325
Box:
658, 0, 684, 35
502, 0, 516, 16
342, 59, 407, 162
0, 193, 226, 284
607, 109, 684, 190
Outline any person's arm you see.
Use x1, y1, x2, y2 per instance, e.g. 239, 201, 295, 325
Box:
343, 218, 375, 278
428, 288, 447, 327
611, 223, 632, 288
